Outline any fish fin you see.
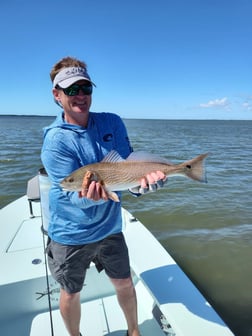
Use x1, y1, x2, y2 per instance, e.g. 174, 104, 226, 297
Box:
101, 150, 125, 163
108, 191, 120, 202
183, 153, 209, 183
127, 151, 171, 164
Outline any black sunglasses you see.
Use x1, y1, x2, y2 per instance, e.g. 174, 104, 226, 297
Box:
56, 83, 93, 96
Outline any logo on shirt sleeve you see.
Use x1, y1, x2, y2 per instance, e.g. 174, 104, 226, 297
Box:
103, 133, 113, 142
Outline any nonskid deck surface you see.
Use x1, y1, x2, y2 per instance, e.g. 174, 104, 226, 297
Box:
30, 286, 166, 336
30, 296, 127, 336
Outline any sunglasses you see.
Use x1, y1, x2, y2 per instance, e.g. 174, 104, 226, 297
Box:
56, 83, 93, 96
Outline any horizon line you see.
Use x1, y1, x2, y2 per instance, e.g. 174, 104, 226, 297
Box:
0, 114, 252, 121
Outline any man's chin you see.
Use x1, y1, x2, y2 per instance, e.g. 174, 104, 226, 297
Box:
73, 107, 89, 114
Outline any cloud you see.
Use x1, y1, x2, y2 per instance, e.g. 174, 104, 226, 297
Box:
199, 97, 229, 108
242, 101, 252, 111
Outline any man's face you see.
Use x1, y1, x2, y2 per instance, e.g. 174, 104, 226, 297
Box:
53, 80, 92, 126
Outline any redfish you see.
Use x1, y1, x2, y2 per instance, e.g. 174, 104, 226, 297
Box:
60, 151, 208, 202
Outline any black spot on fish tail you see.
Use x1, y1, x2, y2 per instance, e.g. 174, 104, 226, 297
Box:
183, 153, 208, 183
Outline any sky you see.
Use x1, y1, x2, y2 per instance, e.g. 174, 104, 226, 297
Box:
0, 0, 252, 120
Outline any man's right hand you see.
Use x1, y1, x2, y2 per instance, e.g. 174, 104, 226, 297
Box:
78, 171, 109, 201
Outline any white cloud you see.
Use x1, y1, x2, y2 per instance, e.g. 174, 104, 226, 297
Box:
199, 97, 229, 108
242, 101, 252, 110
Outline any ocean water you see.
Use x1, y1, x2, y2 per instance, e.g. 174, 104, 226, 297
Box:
0, 115, 252, 335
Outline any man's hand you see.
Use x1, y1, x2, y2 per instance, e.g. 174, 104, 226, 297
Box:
78, 171, 109, 201
129, 171, 167, 196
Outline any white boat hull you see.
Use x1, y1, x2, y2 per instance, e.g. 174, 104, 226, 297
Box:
0, 189, 234, 336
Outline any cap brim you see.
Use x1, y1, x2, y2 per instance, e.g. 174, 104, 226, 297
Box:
58, 76, 93, 88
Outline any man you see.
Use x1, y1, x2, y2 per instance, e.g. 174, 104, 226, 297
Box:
41, 56, 166, 336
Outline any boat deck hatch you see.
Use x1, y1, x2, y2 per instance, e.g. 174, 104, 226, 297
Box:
7, 217, 43, 252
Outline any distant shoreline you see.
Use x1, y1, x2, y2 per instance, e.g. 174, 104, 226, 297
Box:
0, 114, 251, 121
0, 114, 55, 118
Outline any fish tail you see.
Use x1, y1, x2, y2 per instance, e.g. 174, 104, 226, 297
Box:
182, 153, 208, 183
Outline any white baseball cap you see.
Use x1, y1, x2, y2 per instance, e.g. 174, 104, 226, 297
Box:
53, 66, 95, 88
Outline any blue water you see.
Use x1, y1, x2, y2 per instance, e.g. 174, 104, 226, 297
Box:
1, 115, 252, 335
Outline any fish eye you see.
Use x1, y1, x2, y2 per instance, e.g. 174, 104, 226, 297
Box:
69, 178, 74, 183
186, 165, 191, 169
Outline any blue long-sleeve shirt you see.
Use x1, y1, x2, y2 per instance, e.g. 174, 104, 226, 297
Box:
41, 112, 132, 245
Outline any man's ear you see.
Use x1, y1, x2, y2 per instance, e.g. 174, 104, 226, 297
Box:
53, 88, 61, 102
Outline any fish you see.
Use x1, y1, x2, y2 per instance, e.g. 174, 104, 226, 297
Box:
60, 150, 208, 202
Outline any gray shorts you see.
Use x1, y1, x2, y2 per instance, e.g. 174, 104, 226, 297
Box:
46, 233, 130, 294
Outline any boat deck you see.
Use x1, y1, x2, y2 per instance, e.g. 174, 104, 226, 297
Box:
0, 190, 234, 336
30, 283, 166, 336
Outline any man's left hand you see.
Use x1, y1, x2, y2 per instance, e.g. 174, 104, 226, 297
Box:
129, 171, 167, 196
